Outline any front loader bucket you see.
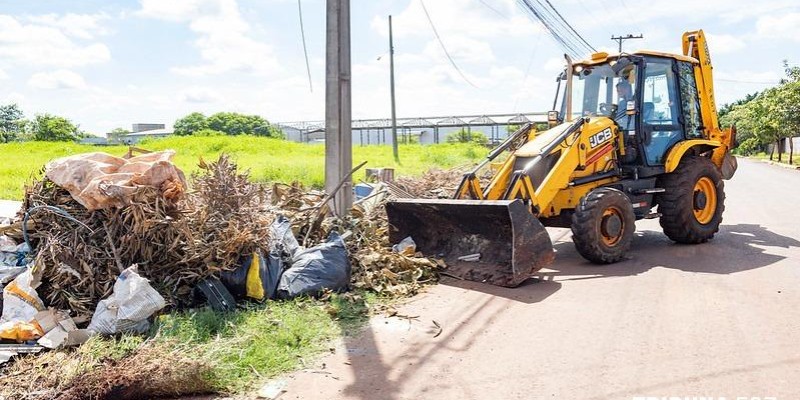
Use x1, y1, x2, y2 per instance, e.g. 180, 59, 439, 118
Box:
385, 199, 554, 287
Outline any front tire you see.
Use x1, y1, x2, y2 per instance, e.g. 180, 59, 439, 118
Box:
657, 156, 725, 244
571, 188, 636, 264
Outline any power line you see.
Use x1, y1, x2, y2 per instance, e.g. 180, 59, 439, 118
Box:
476, 0, 508, 18
516, 0, 594, 58
297, 0, 312, 92
419, 0, 479, 88
518, 0, 580, 58
542, 0, 595, 52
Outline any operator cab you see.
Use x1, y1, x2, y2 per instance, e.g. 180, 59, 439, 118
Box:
552, 52, 704, 177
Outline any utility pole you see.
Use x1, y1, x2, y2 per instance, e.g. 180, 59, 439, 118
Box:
325, 0, 352, 216
389, 15, 399, 162
611, 33, 643, 53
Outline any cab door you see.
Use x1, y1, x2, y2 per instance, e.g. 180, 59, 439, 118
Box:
640, 57, 684, 165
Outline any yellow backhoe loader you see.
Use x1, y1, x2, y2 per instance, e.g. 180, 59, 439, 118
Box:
386, 30, 738, 287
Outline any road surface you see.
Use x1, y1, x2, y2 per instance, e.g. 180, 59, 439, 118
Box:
284, 158, 800, 400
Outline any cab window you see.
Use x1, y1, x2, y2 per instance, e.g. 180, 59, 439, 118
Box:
641, 58, 683, 165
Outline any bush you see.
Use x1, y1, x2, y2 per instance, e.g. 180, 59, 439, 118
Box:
734, 137, 762, 156
194, 128, 225, 137
446, 129, 488, 145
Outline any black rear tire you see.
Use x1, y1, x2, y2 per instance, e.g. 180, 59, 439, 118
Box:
571, 188, 636, 264
657, 156, 725, 244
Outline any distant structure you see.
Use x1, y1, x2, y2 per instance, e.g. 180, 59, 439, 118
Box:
120, 123, 173, 144
277, 111, 548, 146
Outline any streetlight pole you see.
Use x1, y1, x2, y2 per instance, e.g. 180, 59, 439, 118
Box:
389, 15, 399, 162
325, 0, 352, 216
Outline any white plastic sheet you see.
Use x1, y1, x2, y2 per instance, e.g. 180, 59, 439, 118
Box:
87, 265, 166, 335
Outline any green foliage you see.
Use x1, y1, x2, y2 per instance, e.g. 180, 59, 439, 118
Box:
174, 112, 208, 136
194, 128, 225, 137
0, 103, 24, 143
108, 127, 129, 142
719, 62, 800, 161
734, 137, 762, 156
446, 128, 488, 145
207, 112, 272, 137
30, 113, 79, 142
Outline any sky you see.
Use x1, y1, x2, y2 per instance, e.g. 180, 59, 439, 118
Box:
0, 0, 797, 135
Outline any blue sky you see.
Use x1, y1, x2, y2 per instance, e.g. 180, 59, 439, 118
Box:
0, 0, 797, 134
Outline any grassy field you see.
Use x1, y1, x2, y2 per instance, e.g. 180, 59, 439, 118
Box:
0, 136, 488, 200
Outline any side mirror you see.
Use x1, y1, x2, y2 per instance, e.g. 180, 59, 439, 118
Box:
547, 110, 559, 127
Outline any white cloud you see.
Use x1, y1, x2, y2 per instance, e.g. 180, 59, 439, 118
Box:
182, 87, 220, 103
0, 15, 111, 67
28, 70, 88, 90
0, 69, 8, 80
705, 33, 746, 55
137, 0, 279, 76
26, 13, 110, 39
371, 0, 536, 39
756, 12, 800, 42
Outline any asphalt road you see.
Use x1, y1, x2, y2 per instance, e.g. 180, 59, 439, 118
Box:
284, 158, 800, 400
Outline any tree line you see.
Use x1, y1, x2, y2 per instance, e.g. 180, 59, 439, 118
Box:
720, 62, 800, 164
0, 104, 285, 143
0, 104, 83, 142
173, 112, 283, 138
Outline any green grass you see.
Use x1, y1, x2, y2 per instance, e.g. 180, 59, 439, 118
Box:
749, 152, 797, 165
3, 295, 372, 397
0, 136, 488, 200
154, 299, 340, 391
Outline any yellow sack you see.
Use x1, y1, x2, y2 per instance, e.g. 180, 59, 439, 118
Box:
246, 252, 266, 301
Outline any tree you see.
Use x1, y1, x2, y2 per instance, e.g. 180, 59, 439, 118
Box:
30, 114, 79, 142
0, 103, 24, 143
108, 127, 129, 142
206, 112, 280, 137
174, 112, 208, 136
446, 128, 488, 145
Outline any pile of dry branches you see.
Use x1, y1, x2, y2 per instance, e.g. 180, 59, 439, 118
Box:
24, 155, 272, 317
23, 151, 462, 317
270, 180, 441, 297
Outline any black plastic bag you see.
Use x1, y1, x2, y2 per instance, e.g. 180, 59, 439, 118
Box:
276, 232, 351, 299
220, 216, 298, 301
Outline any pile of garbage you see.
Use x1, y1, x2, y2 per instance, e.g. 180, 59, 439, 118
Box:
0, 149, 449, 363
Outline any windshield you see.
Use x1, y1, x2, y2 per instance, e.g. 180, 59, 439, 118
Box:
561, 60, 637, 123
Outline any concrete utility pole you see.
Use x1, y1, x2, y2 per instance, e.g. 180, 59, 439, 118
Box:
389, 15, 399, 162
611, 33, 643, 53
325, 0, 353, 216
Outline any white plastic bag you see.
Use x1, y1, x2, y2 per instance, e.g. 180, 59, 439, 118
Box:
1, 268, 45, 324
87, 265, 166, 335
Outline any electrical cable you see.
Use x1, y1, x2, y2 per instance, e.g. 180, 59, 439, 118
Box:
542, 0, 596, 52
476, 0, 508, 18
420, 0, 480, 88
297, 0, 313, 92
517, 0, 593, 58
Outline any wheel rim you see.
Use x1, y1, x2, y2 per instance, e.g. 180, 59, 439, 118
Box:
600, 207, 624, 246
693, 176, 717, 224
